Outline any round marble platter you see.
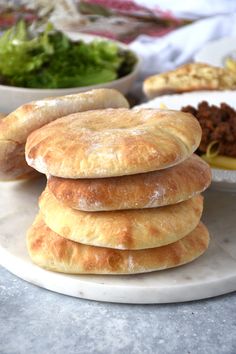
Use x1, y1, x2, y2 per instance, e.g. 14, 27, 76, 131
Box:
0, 177, 236, 304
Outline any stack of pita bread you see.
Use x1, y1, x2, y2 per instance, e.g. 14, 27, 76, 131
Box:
21, 89, 211, 275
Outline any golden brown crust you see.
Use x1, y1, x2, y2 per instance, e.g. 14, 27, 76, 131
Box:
27, 214, 210, 275
48, 154, 211, 211
143, 63, 236, 99
26, 108, 201, 178
0, 89, 129, 180
39, 187, 203, 250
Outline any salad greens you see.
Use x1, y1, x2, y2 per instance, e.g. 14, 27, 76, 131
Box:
0, 21, 137, 88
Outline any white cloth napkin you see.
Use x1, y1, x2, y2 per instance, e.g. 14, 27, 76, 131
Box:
135, 0, 236, 19
130, 10, 236, 77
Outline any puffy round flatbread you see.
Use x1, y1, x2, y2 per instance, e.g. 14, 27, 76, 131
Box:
47, 154, 211, 211
39, 187, 203, 250
27, 214, 210, 275
26, 108, 201, 178
143, 63, 236, 98
0, 88, 129, 180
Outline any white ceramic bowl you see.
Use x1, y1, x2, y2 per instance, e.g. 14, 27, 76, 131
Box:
0, 33, 140, 113
138, 90, 236, 192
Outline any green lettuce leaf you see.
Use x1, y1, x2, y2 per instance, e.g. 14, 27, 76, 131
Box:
0, 21, 137, 88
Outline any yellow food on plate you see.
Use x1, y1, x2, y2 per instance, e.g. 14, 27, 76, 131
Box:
201, 154, 236, 170
201, 140, 236, 170
225, 57, 236, 74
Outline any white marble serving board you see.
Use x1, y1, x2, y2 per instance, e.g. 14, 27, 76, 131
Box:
0, 177, 236, 304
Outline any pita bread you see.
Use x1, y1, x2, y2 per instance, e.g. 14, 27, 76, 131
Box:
27, 214, 209, 275
39, 187, 203, 250
48, 154, 211, 211
0, 88, 128, 180
26, 108, 201, 178
0, 139, 34, 180
143, 63, 236, 99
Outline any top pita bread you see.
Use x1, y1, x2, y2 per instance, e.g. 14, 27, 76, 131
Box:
0, 88, 129, 180
26, 108, 201, 178
143, 63, 236, 98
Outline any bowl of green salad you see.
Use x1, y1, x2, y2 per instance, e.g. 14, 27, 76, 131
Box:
0, 21, 140, 113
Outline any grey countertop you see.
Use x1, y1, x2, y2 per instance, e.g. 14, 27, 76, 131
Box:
1, 266, 236, 354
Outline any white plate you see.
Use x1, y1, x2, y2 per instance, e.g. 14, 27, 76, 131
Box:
0, 178, 236, 304
138, 90, 236, 192
0, 33, 141, 113
194, 36, 236, 66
